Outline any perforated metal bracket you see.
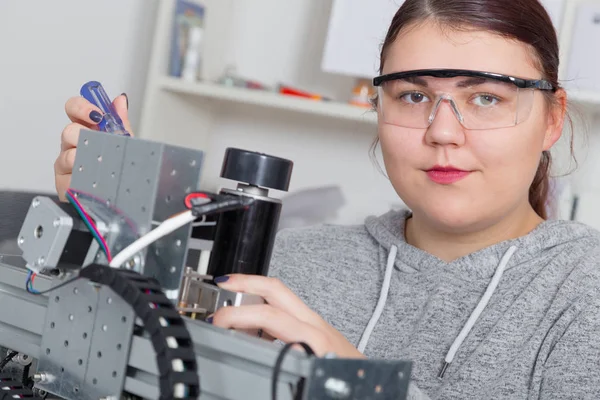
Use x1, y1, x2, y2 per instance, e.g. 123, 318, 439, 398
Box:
70, 129, 204, 289
303, 358, 412, 400
35, 277, 135, 400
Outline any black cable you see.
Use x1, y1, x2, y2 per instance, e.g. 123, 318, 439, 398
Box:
21, 364, 31, 387
0, 351, 17, 372
26, 275, 81, 296
0, 372, 43, 400
186, 191, 255, 216
271, 342, 315, 400
79, 264, 200, 400
24, 265, 201, 399
190, 197, 254, 217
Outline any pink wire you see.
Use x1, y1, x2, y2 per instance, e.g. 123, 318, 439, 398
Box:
70, 188, 138, 234
66, 189, 112, 262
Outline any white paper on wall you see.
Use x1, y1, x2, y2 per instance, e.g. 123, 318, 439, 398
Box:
321, 0, 404, 78
321, 0, 565, 79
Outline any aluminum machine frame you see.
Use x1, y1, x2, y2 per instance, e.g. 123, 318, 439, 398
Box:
0, 130, 411, 400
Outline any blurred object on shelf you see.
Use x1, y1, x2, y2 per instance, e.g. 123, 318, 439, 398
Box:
349, 78, 376, 108
181, 24, 204, 82
216, 66, 272, 90
278, 84, 332, 101
169, 0, 206, 79
279, 185, 345, 230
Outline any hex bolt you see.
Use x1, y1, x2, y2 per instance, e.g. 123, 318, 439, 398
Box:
33, 372, 49, 383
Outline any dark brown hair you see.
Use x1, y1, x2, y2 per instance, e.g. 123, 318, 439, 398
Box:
374, 0, 571, 219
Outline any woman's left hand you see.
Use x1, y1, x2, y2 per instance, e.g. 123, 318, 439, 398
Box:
210, 274, 366, 359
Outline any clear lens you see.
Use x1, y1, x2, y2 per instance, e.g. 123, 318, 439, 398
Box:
378, 76, 536, 130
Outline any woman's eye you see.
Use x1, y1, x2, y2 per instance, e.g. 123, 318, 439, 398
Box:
400, 92, 430, 104
473, 94, 499, 107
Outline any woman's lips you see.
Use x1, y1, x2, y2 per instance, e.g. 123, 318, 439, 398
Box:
426, 166, 472, 184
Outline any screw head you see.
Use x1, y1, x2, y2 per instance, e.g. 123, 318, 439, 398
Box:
324, 377, 351, 399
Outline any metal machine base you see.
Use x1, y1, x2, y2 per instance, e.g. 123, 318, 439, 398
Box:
0, 263, 411, 399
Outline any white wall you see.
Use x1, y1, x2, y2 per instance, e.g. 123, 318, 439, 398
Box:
169, 0, 600, 225
212, 0, 353, 100
0, 0, 158, 193
3, 0, 598, 226
194, 0, 403, 224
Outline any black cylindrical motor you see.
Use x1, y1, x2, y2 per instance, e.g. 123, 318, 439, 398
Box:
206, 148, 293, 278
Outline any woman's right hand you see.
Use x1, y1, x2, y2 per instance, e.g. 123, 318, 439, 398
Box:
55, 94, 131, 201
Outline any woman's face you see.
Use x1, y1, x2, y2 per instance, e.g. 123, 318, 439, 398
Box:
378, 21, 565, 232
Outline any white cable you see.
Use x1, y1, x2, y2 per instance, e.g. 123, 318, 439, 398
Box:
109, 210, 196, 268
357, 244, 397, 353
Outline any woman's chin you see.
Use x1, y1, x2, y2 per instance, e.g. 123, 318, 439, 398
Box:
410, 198, 487, 232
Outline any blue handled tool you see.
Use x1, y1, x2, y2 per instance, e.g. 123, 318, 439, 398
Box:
80, 81, 130, 136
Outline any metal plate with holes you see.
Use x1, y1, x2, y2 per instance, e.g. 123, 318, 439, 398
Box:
70, 130, 128, 207
36, 279, 98, 398
110, 139, 164, 281
305, 358, 412, 400
84, 287, 135, 400
36, 278, 134, 400
70, 130, 204, 289
116, 140, 162, 232
152, 144, 204, 289
17, 196, 73, 273
70, 130, 132, 267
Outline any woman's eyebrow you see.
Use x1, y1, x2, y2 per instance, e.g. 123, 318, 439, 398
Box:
403, 76, 429, 86
401, 76, 509, 88
456, 77, 496, 88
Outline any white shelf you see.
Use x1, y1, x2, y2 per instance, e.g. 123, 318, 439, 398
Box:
159, 77, 600, 124
158, 76, 378, 125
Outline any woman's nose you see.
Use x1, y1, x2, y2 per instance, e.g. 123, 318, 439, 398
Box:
424, 99, 467, 147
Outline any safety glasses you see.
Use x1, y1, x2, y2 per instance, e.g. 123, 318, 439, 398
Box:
372, 69, 555, 130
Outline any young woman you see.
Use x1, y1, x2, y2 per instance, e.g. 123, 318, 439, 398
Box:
55, 0, 600, 398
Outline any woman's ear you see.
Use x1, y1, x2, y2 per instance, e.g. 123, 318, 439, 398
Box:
543, 89, 567, 151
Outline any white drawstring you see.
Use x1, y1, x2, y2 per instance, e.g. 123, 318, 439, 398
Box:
438, 245, 518, 378
357, 244, 398, 353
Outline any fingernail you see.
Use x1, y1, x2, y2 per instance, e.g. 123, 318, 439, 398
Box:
89, 110, 103, 123
206, 316, 213, 324
121, 92, 129, 110
214, 276, 230, 284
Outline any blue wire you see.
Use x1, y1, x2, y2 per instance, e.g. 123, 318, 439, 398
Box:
65, 191, 110, 258
25, 270, 40, 294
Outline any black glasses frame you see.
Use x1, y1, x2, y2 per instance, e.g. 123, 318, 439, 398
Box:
372, 69, 555, 91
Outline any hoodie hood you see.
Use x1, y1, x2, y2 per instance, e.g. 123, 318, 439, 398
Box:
363, 209, 600, 280
269, 208, 600, 396
357, 208, 600, 377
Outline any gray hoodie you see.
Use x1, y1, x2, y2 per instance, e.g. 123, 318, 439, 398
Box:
268, 209, 600, 399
